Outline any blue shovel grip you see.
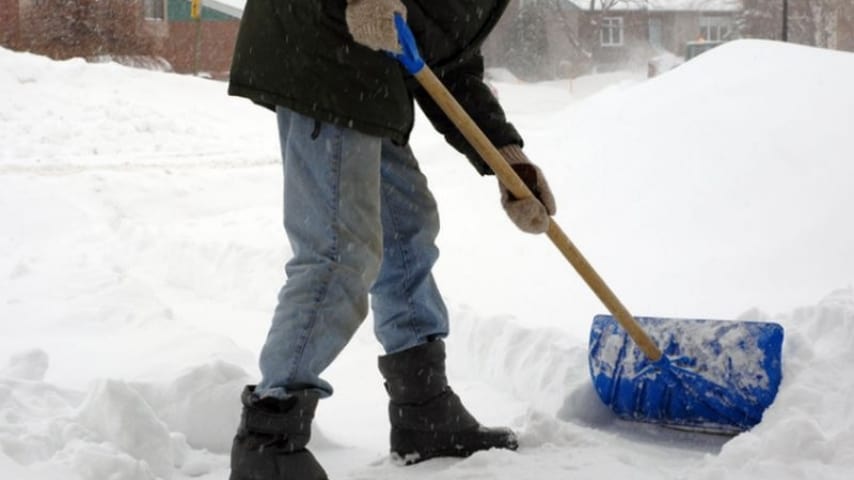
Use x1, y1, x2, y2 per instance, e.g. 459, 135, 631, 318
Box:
391, 13, 425, 74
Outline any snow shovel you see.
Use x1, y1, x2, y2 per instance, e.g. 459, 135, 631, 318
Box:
391, 14, 784, 434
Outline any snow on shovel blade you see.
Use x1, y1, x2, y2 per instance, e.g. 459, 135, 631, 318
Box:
588, 315, 784, 434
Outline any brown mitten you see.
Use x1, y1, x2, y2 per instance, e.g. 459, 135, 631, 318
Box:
345, 0, 407, 53
498, 145, 557, 234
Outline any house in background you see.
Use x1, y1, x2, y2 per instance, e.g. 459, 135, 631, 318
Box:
160, 0, 242, 76
579, 0, 740, 72
0, 0, 241, 78
0, 0, 20, 49
5, 1, 853, 81
483, 0, 586, 79
484, 0, 742, 78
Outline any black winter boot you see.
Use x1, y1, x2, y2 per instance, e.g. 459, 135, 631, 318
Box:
378, 340, 518, 464
230, 386, 328, 480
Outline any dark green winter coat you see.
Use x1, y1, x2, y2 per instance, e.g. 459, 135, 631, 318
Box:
228, 0, 522, 175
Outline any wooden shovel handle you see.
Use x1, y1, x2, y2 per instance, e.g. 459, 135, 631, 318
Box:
414, 67, 663, 361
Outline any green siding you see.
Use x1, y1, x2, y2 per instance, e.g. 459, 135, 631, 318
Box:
168, 0, 237, 21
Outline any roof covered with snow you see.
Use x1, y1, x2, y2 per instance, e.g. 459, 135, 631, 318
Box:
203, 0, 245, 17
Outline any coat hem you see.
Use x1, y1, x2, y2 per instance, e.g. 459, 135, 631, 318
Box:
228, 83, 411, 147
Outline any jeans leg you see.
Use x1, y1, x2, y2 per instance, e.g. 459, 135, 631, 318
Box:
370, 139, 449, 354
257, 107, 383, 398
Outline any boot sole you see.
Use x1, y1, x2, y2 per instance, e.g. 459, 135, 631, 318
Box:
391, 427, 519, 465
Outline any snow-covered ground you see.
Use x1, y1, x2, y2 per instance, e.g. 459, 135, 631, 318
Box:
2, 39, 853, 479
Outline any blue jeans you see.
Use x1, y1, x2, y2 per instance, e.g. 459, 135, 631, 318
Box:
256, 107, 450, 398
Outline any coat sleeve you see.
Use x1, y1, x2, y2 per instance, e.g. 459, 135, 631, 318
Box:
412, 52, 523, 175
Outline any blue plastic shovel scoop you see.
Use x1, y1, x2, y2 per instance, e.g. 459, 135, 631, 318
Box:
590, 315, 783, 433
390, 15, 784, 434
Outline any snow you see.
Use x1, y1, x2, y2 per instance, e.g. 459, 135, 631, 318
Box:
203, 0, 245, 18
2, 39, 854, 479
209, 0, 245, 12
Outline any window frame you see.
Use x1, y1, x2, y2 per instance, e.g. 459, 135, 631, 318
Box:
601, 16, 624, 47
699, 16, 732, 42
143, 0, 167, 21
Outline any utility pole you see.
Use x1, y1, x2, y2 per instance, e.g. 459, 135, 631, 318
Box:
782, 0, 789, 42
191, 0, 203, 75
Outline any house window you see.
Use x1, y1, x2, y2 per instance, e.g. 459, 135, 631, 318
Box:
143, 0, 166, 20
601, 17, 623, 47
699, 16, 732, 42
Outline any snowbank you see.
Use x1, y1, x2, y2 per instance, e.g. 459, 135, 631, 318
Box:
0, 48, 276, 170
2, 39, 854, 479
